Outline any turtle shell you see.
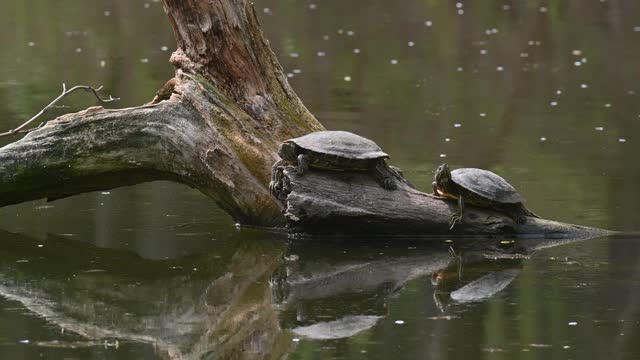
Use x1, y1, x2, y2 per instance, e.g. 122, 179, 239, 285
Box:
289, 131, 389, 160
451, 168, 524, 204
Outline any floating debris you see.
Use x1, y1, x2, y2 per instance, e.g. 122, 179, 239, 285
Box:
480, 49, 487, 55
394, 320, 405, 325
104, 10, 111, 16
390, 59, 398, 65
343, 76, 351, 82
453, 123, 462, 128
496, 66, 504, 71
161, 46, 169, 52
424, 20, 433, 27
550, 101, 558, 106
479, 113, 487, 117
140, 58, 149, 63
540, 137, 547, 142
353, 48, 360, 54
408, 41, 415, 47
293, 69, 302, 74
309, 3, 317, 10
594, 126, 604, 131
445, 138, 451, 142
604, 103, 611, 108
439, 154, 447, 158
289, 52, 299, 58
317, 51, 326, 57
618, 138, 627, 143
568, 321, 578, 326
572, 49, 583, 56
581, 83, 588, 89
292, 338, 300, 342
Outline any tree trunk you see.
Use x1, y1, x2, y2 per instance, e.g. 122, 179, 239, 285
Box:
0, 0, 323, 227
0, 0, 609, 236
273, 166, 610, 238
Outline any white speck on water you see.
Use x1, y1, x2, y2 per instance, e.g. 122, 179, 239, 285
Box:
595, 126, 604, 131
425, 20, 433, 27
28, 41, 35, 47
604, 103, 611, 108
634, 26, 640, 32
161, 46, 169, 52
556, 90, 562, 95
581, 83, 588, 89
323, 35, 330, 40
454, 123, 462, 128
390, 59, 398, 65
563, 345, 571, 349
439, 154, 447, 158
289, 52, 299, 58
572, 49, 583, 56
263, 7, 271, 14
457, 66, 463, 72
574, 61, 582, 66
581, 57, 587, 63
104, 10, 111, 16
337, 29, 344, 35
520, 52, 529, 57
550, 101, 558, 106
568, 321, 578, 326
408, 41, 415, 47
287, 73, 294, 78
19, 340, 29, 344
343, 76, 351, 82
445, 239, 453, 243
353, 48, 361, 54
458, 9, 464, 15
309, 3, 317, 10
540, 137, 547, 141
528, 40, 535, 46
496, 66, 504, 71
37, 244, 44, 248
293, 69, 302, 74
75, 48, 83, 53
480, 49, 487, 55
456, 2, 464, 8
445, 138, 451, 142
395, 320, 405, 325
292, 338, 300, 342
480, 113, 487, 117
539, 6, 548, 13
503, 4, 511, 10
317, 51, 326, 57
140, 58, 149, 63
101, 191, 111, 195
144, 3, 150, 8
492, 28, 498, 33
347, 30, 355, 36
619, 138, 627, 143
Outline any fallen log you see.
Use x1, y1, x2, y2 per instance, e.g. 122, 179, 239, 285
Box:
273, 166, 610, 238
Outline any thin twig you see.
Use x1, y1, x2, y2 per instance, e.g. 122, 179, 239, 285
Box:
0, 84, 120, 138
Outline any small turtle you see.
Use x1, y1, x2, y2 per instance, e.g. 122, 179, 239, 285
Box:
269, 131, 407, 194
432, 164, 538, 229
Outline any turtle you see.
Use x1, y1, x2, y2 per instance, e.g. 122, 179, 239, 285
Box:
269, 130, 408, 194
432, 163, 539, 229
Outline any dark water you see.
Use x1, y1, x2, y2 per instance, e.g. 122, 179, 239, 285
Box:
1, 0, 640, 358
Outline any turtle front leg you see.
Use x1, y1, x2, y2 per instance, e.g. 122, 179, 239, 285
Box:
269, 159, 288, 196
449, 195, 464, 230
296, 154, 309, 175
372, 159, 397, 190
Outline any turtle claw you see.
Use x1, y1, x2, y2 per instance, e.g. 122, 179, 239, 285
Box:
382, 177, 397, 190
449, 213, 462, 230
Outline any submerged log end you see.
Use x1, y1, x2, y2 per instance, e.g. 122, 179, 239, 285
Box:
273, 166, 611, 239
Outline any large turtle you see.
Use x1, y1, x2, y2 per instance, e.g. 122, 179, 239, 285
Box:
269, 130, 407, 194
432, 163, 538, 229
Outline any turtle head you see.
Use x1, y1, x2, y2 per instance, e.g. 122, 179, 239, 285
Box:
278, 141, 299, 162
434, 163, 452, 187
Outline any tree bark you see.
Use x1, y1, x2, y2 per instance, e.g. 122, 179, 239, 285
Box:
0, 0, 323, 226
274, 166, 610, 238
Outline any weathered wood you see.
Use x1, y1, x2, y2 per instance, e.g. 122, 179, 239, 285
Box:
274, 166, 610, 237
0, 0, 323, 226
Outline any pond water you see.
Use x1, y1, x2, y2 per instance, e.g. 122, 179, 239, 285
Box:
1, 0, 640, 359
